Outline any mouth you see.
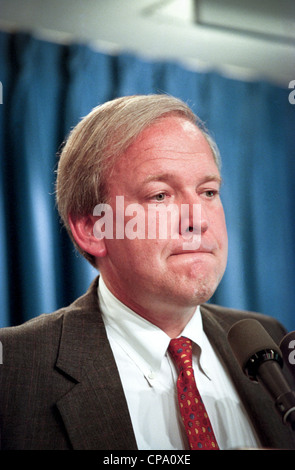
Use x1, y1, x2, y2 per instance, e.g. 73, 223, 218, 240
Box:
170, 248, 214, 257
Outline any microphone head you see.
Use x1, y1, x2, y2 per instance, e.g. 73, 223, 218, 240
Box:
228, 319, 283, 380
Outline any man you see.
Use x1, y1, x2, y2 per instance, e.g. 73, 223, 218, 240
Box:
0, 94, 295, 450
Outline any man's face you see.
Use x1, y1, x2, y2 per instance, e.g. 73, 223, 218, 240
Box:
99, 116, 228, 319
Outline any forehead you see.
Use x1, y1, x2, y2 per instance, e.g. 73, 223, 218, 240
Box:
132, 116, 205, 150
117, 116, 217, 173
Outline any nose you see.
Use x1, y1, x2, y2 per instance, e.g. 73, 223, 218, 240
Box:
179, 199, 209, 238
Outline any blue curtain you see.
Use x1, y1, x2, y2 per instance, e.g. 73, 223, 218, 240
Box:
0, 31, 294, 331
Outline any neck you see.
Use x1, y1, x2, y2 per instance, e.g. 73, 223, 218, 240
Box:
102, 276, 196, 338
131, 304, 195, 338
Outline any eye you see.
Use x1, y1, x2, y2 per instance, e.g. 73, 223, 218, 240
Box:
203, 189, 219, 198
153, 192, 166, 202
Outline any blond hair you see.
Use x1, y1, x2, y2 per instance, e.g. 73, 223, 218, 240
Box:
56, 94, 220, 266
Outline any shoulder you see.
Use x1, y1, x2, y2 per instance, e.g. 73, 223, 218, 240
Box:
0, 309, 65, 367
0, 277, 101, 365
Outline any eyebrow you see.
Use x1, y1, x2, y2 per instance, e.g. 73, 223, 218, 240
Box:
142, 173, 177, 184
142, 173, 222, 186
200, 174, 223, 186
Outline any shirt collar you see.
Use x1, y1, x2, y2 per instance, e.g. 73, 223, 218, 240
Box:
97, 276, 206, 381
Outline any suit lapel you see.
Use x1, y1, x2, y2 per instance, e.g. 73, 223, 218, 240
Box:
54, 279, 137, 450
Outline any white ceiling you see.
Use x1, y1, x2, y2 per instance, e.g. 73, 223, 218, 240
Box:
0, 0, 294, 86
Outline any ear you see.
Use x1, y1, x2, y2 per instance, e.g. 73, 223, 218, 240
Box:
68, 214, 107, 258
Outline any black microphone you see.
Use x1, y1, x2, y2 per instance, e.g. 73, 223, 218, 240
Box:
228, 318, 295, 430
280, 331, 295, 379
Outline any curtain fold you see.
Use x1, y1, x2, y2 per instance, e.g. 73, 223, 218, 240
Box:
0, 31, 294, 330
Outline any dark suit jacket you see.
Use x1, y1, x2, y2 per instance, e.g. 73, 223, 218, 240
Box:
1, 277, 295, 450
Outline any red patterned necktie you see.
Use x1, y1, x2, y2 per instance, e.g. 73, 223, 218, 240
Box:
168, 336, 219, 450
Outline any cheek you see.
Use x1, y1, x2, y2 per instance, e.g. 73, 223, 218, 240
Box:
217, 218, 228, 271
212, 207, 227, 244
220, 214, 228, 251
105, 237, 162, 268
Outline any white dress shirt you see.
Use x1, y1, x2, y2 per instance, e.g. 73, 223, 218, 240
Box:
98, 276, 260, 450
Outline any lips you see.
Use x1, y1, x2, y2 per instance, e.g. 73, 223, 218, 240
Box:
171, 250, 213, 256
170, 244, 215, 256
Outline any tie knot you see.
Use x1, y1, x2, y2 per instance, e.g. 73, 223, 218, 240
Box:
168, 336, 193, 372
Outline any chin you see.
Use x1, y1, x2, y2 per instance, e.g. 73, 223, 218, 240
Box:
188, 277, 220, 305
170, 282, 216, 308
